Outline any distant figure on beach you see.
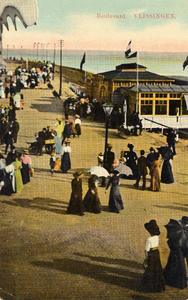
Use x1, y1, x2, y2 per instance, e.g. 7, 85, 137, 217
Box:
75, 115, 81, 137
147, 147, 156, 171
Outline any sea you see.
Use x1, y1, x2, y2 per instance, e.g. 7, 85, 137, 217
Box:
2, 49, 188, 77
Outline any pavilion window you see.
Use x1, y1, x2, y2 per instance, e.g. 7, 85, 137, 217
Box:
141, 99, 153, 115
155, 100, 167, 115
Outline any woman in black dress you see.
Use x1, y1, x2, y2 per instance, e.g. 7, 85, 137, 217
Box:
105, 170, 124, 213
83, 175, 101, 214
124, 143, 138, 179
61, 139, 71, 173
142, 220, 165, 292
67, 169, 84, 216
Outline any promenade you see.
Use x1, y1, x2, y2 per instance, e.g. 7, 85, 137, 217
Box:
0, 72, 188, 300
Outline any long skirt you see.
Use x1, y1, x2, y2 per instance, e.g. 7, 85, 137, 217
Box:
83, 189, 101, 214
61, 153, 71, 173
161, 160, 174, 184
164, 249, 187, 289
75, 124, 81, 136
142, 249, 165, 292
151, 170, 160, 191
21, 163, 30, 184
109, 185, 124, 213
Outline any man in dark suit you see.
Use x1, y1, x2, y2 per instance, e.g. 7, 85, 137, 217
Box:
38, 128, 47, 155
134, 150, 148, 190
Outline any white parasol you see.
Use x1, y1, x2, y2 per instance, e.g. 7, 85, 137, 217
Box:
114, 163, 133, 176
88, 166, 109, 178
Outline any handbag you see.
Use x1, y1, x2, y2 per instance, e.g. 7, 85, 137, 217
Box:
143, 258, 148, 270
29, 167, 34, 177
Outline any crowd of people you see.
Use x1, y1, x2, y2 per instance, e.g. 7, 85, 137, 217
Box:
0, 148, 32, 196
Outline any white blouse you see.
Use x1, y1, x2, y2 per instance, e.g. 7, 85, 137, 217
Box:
62, 145, 71, 154
145, 235, 159, 252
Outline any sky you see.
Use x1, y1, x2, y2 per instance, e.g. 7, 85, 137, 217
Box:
1, 0, 188, 52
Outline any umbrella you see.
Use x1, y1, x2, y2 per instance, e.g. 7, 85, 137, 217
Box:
114, 163, 132, 176
164, 219, 188, 248
157, 146, 173, 160
89, 166, 109, 178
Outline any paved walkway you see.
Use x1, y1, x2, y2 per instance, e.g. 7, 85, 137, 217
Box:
0, 74, 188, 299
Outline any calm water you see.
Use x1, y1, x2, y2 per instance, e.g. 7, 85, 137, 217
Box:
3, 49, 188, 77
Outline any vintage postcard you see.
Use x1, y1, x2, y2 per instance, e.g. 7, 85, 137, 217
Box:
0, 0, 188, 299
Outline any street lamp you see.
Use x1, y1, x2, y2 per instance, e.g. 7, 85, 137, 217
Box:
46, 43, 49, 61
103, 103, 114, 170
7, 44, 9, 59
37, 42, 40, 61
33, 42, 36, 61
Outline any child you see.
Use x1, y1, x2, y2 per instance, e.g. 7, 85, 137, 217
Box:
49, 152, 56, 174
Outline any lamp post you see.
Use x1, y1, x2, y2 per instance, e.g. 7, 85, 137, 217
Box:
37, 42, 40, 61
53, 43, 56, 80
7, 44, 9, 59
46, 43, 48, 61
58, 39, 64, 96
33, 42, 36, 61
103, 103, 114, 170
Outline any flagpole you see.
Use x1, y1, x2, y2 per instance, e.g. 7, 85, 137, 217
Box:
136, 51, 139, 113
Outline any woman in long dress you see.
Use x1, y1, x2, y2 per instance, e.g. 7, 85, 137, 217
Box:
13, 155, 23, 192
67, 169, 84, 216
164, 217, 188, 289
124, 143, 137, 179
0, 157, 15, 195
160, 147, 174, 184
105, 170, 124, 213
150, 153, 160, 191
75, 115, 81, 137
83, 175, 101, 214
20, 149, 32, 184
61, 139, 71, 173
142, 220, 165, 292
53, 131, 62, 155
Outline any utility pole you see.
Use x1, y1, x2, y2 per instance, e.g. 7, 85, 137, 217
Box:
53, 43, 56, 80
58, 39, 64, 96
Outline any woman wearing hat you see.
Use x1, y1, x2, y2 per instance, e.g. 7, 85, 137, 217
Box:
124, 143, 138, 179
142, 220, 165, 292
55, 118, 64, 137
67, 169, 84, 216
105, 170, 124, 213
61, 139, 71, 173
13, 154, 23, 192
150, 152, 160, 191
20, 149, 32, 184
83, 175, 101, 214
75, 115, 81, 137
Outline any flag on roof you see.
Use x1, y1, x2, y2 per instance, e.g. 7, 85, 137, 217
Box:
127, 51, 137, 59
125, 40, 137, 59
125, 40, 131, 58
80, 53, 86, 70
183, 56, 188, 70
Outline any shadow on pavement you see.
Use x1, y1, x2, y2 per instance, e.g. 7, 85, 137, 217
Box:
31, 256, 144, 292
2, 197, 68, 215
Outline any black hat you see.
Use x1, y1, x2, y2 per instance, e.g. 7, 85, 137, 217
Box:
144, 220, 160, 235
182, 216, 188, 224
140, 150, 145, 155
149, 147, 155, 151
128, 143, 134, 149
